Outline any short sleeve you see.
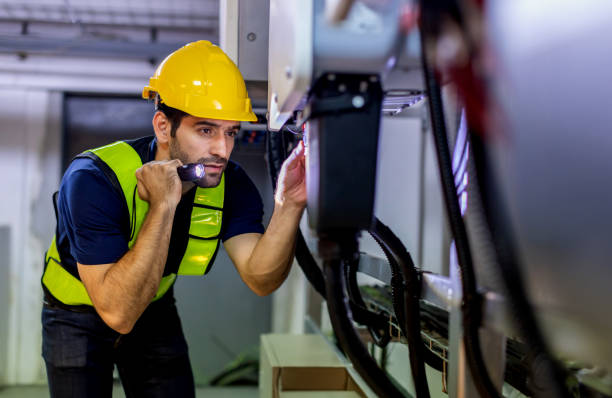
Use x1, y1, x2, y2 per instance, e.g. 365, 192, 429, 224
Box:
221, 163, 265, 242
58, 158, 129, 265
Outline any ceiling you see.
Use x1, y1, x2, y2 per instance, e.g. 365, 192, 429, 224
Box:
0, 0, 220, 60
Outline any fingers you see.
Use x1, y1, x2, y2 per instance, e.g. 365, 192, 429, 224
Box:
135, 166, 148, 201
137, 160, 182, 178
133, 160, 183, 206
137, 182, 149, 201
285, 141, 305, 171
275, 140, 307, 208
164, 159, 183, 181
168, 158, 183, 168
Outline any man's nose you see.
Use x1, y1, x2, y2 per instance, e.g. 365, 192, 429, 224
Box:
209, 132, 228, 159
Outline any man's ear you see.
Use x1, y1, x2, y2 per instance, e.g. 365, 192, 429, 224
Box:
153, 111, 170, 144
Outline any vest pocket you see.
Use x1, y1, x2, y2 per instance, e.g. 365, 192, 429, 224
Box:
177, 183, 224, 276
189, 207, 222, 238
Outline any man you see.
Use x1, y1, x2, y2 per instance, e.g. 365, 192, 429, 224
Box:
41, 41, 306, 397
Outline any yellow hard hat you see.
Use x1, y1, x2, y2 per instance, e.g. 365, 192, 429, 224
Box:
142, 40, 257, 122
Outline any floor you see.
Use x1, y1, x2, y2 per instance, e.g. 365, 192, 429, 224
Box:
0, 384, 258, 398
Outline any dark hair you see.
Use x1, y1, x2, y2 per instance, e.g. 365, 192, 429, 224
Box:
155, 95, 187, 137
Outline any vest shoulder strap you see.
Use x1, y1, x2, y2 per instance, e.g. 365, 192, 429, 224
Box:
86, 141, 149, 245
87, 141, 143, 208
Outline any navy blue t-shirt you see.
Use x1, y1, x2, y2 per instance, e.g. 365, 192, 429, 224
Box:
54, 137, 264, 276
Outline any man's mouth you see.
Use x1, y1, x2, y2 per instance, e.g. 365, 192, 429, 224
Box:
204, 164, 224, 173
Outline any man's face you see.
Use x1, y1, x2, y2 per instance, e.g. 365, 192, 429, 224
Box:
169, 115, 240, 188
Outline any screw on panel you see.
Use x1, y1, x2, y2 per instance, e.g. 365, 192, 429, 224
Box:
327, 74, 336, 81
338, 84, 347, 92
369, 75, 378, 82
285, 66, 292, 79
359, 81, 368, 93
247, 32, 257, 41
352, 96, 365, 108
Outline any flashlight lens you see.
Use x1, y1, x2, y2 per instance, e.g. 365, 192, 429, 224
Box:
195, 164, 204, 178
177, 163, 206, 182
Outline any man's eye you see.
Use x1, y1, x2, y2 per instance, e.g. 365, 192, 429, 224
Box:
227, 130, 238, 138
199, 128, 212, 135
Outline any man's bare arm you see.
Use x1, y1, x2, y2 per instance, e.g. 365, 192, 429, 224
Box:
77, 159, 183, 334
225, 141, 307, 296
224, 201, 303, 296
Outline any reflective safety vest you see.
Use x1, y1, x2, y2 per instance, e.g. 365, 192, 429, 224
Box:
42, 140, 224, 307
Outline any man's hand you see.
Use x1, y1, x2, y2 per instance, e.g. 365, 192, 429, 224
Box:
274, 141, 307, 210
135, 159, 183, 208
225, 141, 308, 296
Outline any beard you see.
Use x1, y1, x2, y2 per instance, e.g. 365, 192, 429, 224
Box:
169, 137, 226, 188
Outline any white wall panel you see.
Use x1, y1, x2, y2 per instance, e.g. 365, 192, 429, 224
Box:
360, 114, 447, 274
0, 88, 57, 384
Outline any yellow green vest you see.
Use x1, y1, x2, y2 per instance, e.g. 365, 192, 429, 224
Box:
42, 141, 224, 307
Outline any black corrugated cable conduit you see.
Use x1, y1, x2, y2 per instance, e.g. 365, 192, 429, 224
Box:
368, 224, 444, 374
369, 218, 431, 398
325, 256, 407, 398
418, 8, 505, 397
345, 263, 392, 347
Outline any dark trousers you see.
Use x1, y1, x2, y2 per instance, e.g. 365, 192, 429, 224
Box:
42, 299, 195, 398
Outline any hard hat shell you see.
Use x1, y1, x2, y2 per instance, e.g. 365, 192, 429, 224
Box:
142, 40, 257, 122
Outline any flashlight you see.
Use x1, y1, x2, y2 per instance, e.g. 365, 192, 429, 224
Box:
177, 163, 205, 182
